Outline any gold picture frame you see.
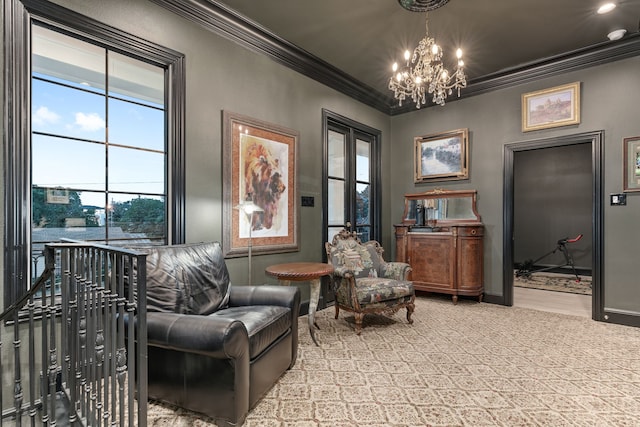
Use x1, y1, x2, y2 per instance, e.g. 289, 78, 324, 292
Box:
222, 111, 299, 257
414, 128, 469, 183
522, 82, 580, 132
623, 136, 640, 192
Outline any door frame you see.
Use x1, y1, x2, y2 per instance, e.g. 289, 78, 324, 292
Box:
502, 131, 603, 321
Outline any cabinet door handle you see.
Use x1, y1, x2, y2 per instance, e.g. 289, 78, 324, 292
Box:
471, 229, 477, 235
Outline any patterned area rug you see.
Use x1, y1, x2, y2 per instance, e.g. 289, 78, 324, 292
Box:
514, 272, 592, 295
147, 295, 640, 426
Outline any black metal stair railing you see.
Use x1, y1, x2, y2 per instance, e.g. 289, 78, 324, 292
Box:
0, 242, 147, 426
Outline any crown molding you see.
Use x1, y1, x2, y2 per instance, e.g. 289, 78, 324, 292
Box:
389, 32, 640, 115
151, 0, 640, 116
149, 0, 393, 114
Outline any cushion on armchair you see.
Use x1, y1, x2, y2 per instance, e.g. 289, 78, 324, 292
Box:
143, 242, 231, 315
330, 239, 382, 279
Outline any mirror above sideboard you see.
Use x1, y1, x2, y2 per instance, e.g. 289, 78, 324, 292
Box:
400, 189, 481, 227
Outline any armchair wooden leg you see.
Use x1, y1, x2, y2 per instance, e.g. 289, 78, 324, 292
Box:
334, 304, 339, 319
354, 313, 364, 335
406, 303, 415, 324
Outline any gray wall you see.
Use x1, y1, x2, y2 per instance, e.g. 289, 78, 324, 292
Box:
513, 144, 592, 271
390, 56, 640, 315
0, 0, 392, 303
2, 0, 639, 317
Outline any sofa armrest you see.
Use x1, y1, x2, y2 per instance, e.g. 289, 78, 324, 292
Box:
229, 285, 300, 367
147, 312, 248, 359
381, 262, 412, 280
228, 285, 300, 311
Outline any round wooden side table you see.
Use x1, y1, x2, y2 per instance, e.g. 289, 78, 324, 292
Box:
265, 262, 334, 346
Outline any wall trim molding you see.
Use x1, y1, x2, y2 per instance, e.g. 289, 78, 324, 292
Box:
151, 0, 640, 116
503, 131, 606, 323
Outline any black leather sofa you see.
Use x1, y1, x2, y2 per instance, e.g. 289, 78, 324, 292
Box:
138, 242, 300, 426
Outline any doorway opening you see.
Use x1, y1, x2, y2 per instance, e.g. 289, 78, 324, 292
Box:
503, 131, 603, 320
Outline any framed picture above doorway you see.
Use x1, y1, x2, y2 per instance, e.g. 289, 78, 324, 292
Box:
521, 82, 581, 132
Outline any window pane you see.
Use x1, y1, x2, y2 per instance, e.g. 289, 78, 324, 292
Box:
108, 194, 166, 243
355, 183, 370, 225
328, 130, 345, 179
356, 226, 370, 243
328, 178, 345, 224
32, 25, 106, 92
32, 186, 102, 231
109, 98, 164, 150
109, 51, 164, 107
32, 134, 105, 190
32, 79, 106, 140
108, 146, 165, 194
356, 138, 370, 182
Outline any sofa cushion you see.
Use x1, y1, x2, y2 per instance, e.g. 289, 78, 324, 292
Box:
328, 239, 380, 279
212, 305, 291, 359
142, 242, 231, 315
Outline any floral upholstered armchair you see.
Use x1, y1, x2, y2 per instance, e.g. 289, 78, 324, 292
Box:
325, 228, 415, 334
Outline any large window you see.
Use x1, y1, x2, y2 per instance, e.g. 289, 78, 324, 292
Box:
4, 0, 185, 306
323, 110, 381, 247
31, 26, 167, 274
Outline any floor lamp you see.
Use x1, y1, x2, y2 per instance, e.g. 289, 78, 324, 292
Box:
234, 196, 263, 284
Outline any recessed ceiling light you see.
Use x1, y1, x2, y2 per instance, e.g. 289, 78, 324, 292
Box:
597, 3, 616, 14
607, 29, 626, 40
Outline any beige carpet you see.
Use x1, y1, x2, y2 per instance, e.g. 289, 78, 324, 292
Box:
148, 295, 640, 426
514, 272, 592, 295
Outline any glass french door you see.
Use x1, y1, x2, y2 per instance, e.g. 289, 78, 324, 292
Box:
323, 110, 380, 251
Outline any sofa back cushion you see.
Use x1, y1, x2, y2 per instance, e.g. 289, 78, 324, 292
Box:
142, 242, 231, 315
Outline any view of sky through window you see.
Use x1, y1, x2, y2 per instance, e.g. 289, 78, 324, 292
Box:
31, 24, 167, 251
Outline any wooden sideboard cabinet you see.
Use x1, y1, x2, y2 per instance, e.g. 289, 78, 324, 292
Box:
395, 189, 484, 304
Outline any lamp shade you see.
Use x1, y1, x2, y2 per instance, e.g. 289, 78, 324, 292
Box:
234, 200, 264, 215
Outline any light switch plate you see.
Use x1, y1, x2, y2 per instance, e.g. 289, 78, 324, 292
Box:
610, 193, 626, 206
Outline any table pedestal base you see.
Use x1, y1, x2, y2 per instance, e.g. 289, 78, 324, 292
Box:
282, 278, 321, 346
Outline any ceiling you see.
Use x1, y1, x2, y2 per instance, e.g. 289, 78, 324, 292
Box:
215, 0, 640, 111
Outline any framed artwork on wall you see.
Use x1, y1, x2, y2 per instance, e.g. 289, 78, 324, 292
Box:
414, 128, 469, 183
521, 82, 581, 132
623, 136, 640, 192
222, 111, 299, 257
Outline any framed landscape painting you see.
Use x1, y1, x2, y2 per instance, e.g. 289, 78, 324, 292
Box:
222, 111, 299, 257
522, 82, 580, 132
623, 136, 640, 192
414, 128, 469, 183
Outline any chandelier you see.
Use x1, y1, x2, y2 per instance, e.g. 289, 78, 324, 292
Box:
388, 2, 467, 108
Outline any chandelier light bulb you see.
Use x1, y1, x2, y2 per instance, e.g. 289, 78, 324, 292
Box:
396, 72, 402, 81
458, 59, 464, 67
392, 62, 398, 72
404, 50, 411, 61
431, 44, 439, 55
415, 76, 422, 84
456, 48, 463, 59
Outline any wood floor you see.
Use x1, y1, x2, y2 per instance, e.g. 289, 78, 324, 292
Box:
513, 286, 591, 318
